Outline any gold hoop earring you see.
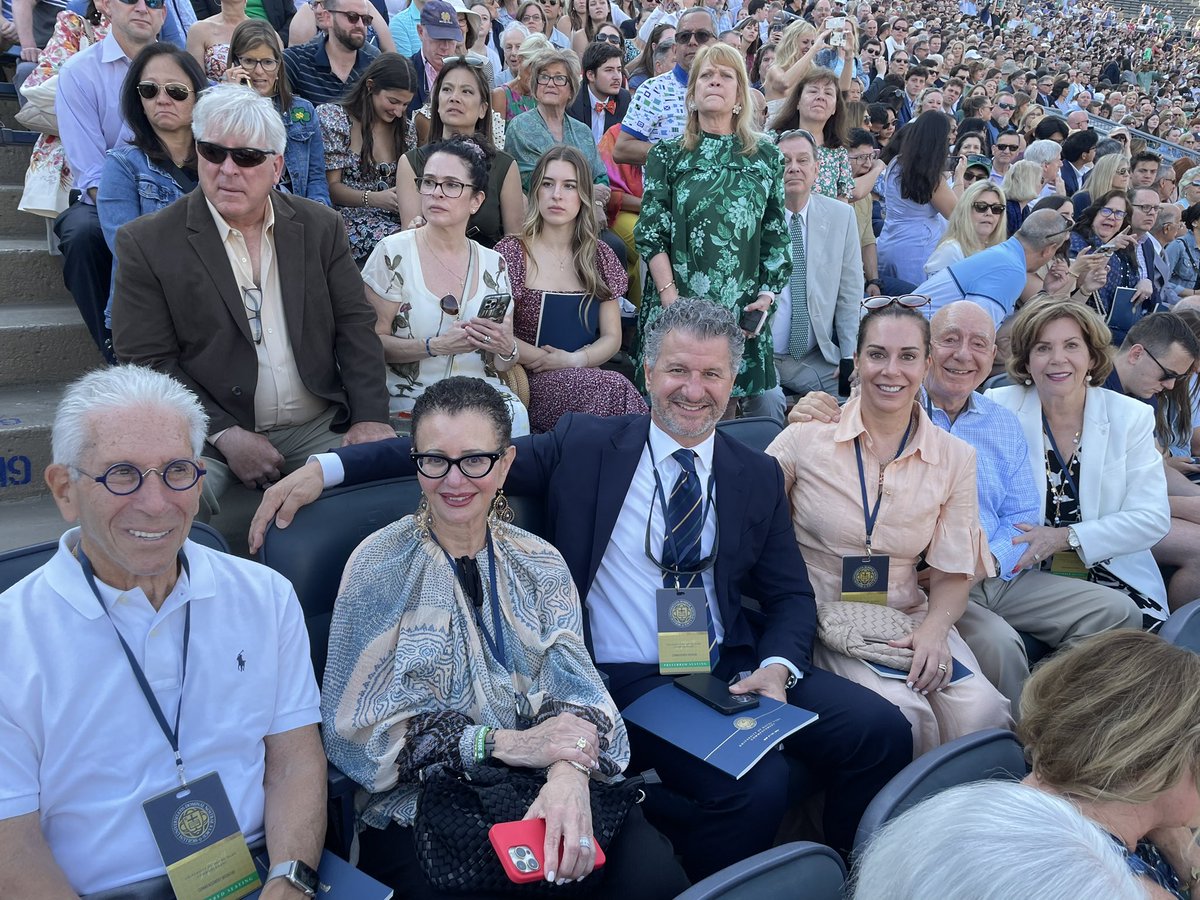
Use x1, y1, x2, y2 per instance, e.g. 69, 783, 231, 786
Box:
488, 488, 515, 528
414, 494, 433, 539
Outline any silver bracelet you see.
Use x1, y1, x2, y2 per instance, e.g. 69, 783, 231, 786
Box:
498, 341, 519, 363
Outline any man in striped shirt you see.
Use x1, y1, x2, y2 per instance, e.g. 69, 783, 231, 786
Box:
283, 0, 379, 105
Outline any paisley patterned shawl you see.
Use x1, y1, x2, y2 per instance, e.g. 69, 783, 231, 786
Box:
321, 516, 630, 827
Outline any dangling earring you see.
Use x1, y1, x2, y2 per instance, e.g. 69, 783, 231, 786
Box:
1085, 373, 1093, 382
732, 103, 743, 114
488, 488, 515, 529
414, 494, 433, 539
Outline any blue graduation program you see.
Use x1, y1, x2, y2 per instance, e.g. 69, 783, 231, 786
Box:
622, 684, 819, 779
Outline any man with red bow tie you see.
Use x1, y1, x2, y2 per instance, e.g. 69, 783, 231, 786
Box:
568, 39, 630, 145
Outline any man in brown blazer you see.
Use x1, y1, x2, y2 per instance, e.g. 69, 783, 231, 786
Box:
112, 84, 393, 508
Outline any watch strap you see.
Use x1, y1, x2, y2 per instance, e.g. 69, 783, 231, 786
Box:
265, 860, 318, 897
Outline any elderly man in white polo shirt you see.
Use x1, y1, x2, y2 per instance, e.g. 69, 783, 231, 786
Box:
0, 365, 325, 898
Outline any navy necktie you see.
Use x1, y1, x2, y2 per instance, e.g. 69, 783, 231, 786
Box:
663, 449, 718, 666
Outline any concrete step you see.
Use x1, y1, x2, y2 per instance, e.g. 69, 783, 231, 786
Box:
0, 142, 34, 185
0, 381, 67, 503
0, 494, 66, 552
0, 303, 104, 387
0, 185, 51, 238
0, 238, 67, 304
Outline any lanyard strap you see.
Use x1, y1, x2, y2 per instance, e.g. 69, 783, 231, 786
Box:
435, 529, 507, 671
1041, 411, 1082, 500
78, 547, 191, 787
853, 415, 915, 553
644, 448, 719, 581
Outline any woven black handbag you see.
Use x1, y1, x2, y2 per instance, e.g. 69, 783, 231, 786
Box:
412, 763, 652, 895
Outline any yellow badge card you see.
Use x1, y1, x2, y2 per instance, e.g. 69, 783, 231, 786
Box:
1050, 550, 1090, 579
657, 587, 713, 675
840, 555, 890, 604
142, 772, 260, 900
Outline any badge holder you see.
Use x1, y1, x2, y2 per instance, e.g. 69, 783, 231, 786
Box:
657, 587, 713, 674
143, 772, 260, 900
840, 553, 890, 604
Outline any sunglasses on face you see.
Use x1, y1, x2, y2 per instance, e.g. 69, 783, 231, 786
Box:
861, 294, 931, 311
332, 9, 373, 25
962, 172, 989, 183
995, 142, 1019, 151
136, 81, 193, 101
997, 101, 1015, 110
196, 140, 276, 167
675, 29, 714, 44
1143, 345, 1185, 383
594, 33, 623, 44
114, 0, 166, 9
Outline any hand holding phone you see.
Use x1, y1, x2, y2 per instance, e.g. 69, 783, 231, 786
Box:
489, 819, 606, 884
675, 673, 761, 714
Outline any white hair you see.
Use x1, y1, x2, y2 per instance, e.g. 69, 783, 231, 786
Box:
501, 20, 530, 44
52, 366, 209, 472
1024, 138, 1063, 165
851, 781, 1149, 900
192, 83, 287, 155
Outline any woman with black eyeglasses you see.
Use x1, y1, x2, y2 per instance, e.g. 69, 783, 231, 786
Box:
1069, 190, 1145, 344
99, 44, 205, 325
324, 375, 688, 898
360, 136, 529, 434
317, 52, 418, 263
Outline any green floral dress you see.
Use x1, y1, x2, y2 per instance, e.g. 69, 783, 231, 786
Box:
634, 132, 790, 398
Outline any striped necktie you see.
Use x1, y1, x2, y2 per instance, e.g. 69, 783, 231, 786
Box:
789, 212, 810, 360
663, 449, 718, 667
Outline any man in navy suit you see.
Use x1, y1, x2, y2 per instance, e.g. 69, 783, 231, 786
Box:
408, 0, 462, 114
249, 300, 911, 880
567, 40, 631, 145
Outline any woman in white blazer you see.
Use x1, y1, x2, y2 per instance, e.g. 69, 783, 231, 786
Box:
987, 296, 1171, 629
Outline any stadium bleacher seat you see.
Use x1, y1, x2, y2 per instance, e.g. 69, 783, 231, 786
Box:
674, 841, 847, 900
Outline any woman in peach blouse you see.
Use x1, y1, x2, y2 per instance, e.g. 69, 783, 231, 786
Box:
766, 303, 1011, 756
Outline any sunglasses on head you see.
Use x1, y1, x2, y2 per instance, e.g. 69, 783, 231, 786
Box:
136, 81, 193, 101
196, 140, 276, 167
971, 200, 1005, 213
861, 294, 932, 311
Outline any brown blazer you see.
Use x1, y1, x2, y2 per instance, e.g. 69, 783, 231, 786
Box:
112, 190, 389, 439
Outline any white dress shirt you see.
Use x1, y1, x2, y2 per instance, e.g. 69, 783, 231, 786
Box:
586, 423, 721, 665
588, 87, 608, 146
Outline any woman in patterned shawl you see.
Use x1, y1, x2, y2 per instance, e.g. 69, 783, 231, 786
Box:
633, 41, 790, 408
321, 377, 688, 898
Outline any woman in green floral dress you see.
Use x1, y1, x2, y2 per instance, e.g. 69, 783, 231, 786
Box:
634, 42, 790, 402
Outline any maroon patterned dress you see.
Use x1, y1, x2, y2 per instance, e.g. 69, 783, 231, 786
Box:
495, 237, 647, 433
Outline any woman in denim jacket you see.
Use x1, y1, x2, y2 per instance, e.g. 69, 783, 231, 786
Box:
225, 20, 331, 205
98, 45, 206, 327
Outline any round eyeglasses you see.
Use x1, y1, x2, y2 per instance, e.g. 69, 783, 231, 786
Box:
71, 460, 206, 495
410, 450, 505, 479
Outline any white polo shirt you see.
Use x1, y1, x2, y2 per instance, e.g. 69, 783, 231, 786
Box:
0, 531, 320, 895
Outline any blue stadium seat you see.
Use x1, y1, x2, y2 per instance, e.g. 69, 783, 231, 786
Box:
674, 841, 846, 900
852, 727, 1027, 853
1160, 598, 1200, 653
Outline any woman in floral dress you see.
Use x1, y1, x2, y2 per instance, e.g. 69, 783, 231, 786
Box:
634, 43, 789, 403
317, 53, 418, 264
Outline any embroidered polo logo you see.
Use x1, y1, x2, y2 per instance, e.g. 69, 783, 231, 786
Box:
237, 651, 246, 672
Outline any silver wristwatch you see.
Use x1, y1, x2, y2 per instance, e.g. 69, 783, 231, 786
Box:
1067, 525, 1081, 550
265, 860, 319, 897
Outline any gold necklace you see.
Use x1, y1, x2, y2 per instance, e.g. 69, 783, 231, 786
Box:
421, 230, 467, 280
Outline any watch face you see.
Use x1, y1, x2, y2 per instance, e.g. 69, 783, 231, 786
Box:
293, 861, 319, 891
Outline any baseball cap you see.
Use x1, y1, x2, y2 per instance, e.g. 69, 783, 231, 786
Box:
421, 0, 463, 41
965, 154, 992, 172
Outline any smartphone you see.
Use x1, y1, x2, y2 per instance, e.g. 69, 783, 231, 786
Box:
827, 16, 846, 44
674, 673, 761, 715
838, 357, 855, 397
739, 307, 767, 336
477, 293, 511, 323
1097, 226, 1129, 255
489, 819, 606, 884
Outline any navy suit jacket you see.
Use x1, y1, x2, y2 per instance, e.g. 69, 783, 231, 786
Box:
566, 87, 631, 137
1061, 160, 1080, 196
334, 413, 818, 673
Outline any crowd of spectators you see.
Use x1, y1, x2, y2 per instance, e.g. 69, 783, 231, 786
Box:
9, 0, 1200, 894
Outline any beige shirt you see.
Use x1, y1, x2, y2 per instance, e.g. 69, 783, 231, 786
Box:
206, 198, 328, 433
767, 397, 992, 615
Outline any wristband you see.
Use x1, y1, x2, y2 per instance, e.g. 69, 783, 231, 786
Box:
363, 189, 370, 208
425, 336, 436, 357
474, 726, 492, 764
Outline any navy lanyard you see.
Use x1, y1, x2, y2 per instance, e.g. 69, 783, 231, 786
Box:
853, 416, 915, 554
644, 447, 719, 584
435, 529, 507, 671
78, 547, 191, 787
1042, 411, 1082, 501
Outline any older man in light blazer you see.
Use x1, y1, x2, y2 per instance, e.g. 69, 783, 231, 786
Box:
744, 129, 863, 422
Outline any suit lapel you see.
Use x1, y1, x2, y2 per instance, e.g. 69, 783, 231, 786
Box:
1078, 388, 1109, 522
185, 191, 254, 344
272, 195, 307, 343
586, 417, 651, 593
712, 431, 746, 608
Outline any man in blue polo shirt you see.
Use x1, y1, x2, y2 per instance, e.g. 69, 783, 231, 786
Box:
284, 0, 379, 105
915, 209, 1072, 327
